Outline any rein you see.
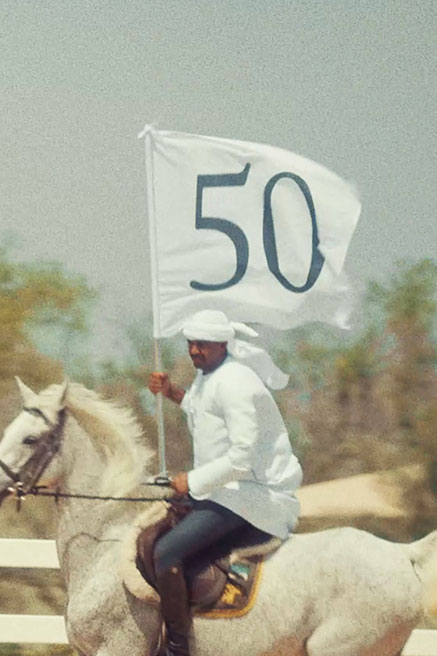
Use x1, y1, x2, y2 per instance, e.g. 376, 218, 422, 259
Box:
28, 485, 175, 503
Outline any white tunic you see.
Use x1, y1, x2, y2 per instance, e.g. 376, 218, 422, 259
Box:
182, 356, 302, 539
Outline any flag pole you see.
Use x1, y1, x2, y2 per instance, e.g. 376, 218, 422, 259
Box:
139, 125, 168, 480
154, 338, 168, 479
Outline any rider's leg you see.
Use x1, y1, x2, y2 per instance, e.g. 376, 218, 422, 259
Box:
154, 499, 250, 575
154, 564, 190, 656
153, 500, 250, 656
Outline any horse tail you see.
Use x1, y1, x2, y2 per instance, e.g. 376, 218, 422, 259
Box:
405, 529, 437, 617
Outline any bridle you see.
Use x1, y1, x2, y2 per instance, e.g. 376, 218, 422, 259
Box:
0, 407, 174, 508
0, 407, 66, 509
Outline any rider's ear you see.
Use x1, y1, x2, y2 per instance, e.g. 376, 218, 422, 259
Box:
15, 377, 38, 406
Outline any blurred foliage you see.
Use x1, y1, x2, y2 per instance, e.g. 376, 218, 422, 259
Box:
274, 258, 437, 538
367, 259, 437, 332
0, 248, 95, 396
0, 646, 75, 655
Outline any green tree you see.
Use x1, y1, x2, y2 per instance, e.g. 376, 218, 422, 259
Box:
0, 248, 95, 394
275, 260, 437, 519
371, 260, 437, 534
0, 646, 75, 656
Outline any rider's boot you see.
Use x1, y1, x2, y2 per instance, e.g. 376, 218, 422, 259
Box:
156, 565, 191, 656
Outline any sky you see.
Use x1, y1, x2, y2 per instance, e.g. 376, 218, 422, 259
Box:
1, 0, 436, 364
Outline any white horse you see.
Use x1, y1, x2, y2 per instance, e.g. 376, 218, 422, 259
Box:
0, 378, 436, 656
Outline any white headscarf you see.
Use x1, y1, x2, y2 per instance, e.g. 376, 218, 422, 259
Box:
182, 310, 289, 390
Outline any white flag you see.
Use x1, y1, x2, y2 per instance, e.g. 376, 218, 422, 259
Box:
140, 126, 361, 338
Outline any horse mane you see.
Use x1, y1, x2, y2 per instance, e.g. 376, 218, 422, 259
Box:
40, 383, 154, 496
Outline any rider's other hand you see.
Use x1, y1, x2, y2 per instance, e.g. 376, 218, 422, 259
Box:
170, 472, 189, 496
148, 372, 172, 398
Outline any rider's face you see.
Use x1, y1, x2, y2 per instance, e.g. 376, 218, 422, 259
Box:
187, 340, 227, 374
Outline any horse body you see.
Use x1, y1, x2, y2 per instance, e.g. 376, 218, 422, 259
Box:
0, 380, 434, 656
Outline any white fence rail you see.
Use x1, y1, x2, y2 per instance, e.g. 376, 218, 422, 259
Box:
0, 538, 68, 645
0, 538, 436, 654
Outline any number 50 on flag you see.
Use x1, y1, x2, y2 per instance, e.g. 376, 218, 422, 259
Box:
140, 127, 361, 338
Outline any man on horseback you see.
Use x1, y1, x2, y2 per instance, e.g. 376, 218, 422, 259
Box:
148, 309, 302, 656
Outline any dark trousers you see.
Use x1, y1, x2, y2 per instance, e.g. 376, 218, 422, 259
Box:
153, 499, 256, 577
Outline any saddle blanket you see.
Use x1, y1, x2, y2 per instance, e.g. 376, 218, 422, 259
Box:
194, 556, 264, 619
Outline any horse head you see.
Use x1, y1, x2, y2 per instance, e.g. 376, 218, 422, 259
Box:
0, 377, 154, 509
0, 377, 68, 505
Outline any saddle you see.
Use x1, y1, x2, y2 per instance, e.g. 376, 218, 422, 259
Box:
134, 501, 282, 618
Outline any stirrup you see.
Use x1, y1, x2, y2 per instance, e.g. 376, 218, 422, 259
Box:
161, 624, 190, 656
153, 623, 165, 656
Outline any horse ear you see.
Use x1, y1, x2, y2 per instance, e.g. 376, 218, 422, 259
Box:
55, 378, 69, 408
15, 377, 38, 406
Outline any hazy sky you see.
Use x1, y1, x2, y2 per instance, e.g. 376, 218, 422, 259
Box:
1, 0, 436, 360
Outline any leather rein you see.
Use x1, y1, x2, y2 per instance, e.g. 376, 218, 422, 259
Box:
0, 407, 173, 510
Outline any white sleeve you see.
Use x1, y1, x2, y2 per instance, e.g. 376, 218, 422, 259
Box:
180, 391, 191, 414
188, 371, 262, 498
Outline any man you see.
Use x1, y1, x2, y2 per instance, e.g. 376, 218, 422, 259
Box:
148, 309, 302, 656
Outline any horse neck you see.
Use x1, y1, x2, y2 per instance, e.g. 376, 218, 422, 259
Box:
55, 415, 146, 574
60, 414, 105, 494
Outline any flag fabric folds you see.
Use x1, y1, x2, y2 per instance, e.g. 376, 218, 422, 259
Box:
141, 126, 361, 338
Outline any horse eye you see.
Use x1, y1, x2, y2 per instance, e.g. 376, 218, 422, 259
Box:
23, 436, 38, 445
